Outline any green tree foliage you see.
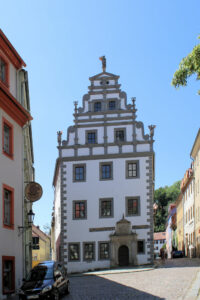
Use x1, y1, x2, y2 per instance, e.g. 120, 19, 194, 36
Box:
154, 181, 180, 232
172, 36, 200, 95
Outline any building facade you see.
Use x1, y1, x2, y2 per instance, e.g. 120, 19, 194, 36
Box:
0, 29, 33, 298
166, 204, 176, 259
153, 232, 166, 259
176, 192, 184, 252
32, 225, 51, 268
180, 168, 195, 257
52, 61, 155, 273
191, 129, 200, 257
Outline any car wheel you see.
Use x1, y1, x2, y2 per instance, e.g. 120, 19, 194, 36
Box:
53, 289, 60, 300
65, 282, 70, 294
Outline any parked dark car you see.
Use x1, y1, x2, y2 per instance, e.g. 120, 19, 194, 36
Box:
172, 250, 184, 258
17, 261, 69, 300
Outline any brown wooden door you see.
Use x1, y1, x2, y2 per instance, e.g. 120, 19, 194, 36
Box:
118, 245, 129, 266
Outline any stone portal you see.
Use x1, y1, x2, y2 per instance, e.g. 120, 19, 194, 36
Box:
110, 216, 138, 267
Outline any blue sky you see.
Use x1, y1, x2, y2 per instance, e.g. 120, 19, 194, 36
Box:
1, 0, 200, 229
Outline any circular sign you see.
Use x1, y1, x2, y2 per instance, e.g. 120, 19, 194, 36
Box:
25, 182, 43, 202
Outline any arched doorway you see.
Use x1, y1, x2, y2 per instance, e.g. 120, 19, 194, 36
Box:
118, 245, 129, 266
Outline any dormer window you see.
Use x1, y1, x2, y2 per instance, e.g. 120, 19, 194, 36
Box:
109, 101, 116, 110
0, 56, 8, 86
115, 128, 126, 142
0, 57, 6, 83
94, 102, 101, 112
86, 131, 97, 144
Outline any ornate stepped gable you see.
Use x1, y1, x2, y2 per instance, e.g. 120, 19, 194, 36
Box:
61, 69, 155, 151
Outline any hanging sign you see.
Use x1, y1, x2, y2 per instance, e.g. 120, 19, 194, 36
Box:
25, 182, 43, 202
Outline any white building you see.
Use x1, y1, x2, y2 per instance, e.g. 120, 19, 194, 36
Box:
52, 58, 155, 273
181, 167, 195, 256
0, 30, 32, 298
154, 232, 166, 259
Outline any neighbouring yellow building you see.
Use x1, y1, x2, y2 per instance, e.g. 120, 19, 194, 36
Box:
191, 129, 200, 257
32, 225, 51, 268
176, 193, 184, 251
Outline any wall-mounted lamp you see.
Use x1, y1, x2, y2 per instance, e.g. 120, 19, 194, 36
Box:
18, 209, 35, 235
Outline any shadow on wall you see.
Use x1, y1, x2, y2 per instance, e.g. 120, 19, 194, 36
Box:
67, 274, 165, 300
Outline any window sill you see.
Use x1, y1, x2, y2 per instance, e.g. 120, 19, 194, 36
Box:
3, 290, 15, 295
3, 224, 14, 230
3, 151, 14, 160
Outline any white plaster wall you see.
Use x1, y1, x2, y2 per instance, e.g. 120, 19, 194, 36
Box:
122, 145, 133, 153
136, 229, 149, 265
136, 128, 143, 141
68, 131, 75, 145
107, 126, 114, 143
184, 181, 195, 235
82, 101, 88, 112
120, 97, 126, 109
78, 116, 89, 120
62, 149, 74, 157
121, 113, 132, 117
97, 127, 104, 143
78, 148, 90, 156
78, 128, 86, 144
137, 144, 150, 152
9, 63, 17, 98
107, 114, 118, 118
65, 156, 149, 272
90, 95, 103, 100
93, 80, 100, 86
106, 93, 119, 99
0, 109, 24, 298
107, 146, 119, 154
92, 115, 103, 119
93, 147, 104, 155
54, 168, 61, 243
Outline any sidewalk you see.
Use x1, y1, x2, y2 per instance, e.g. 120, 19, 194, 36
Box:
180, 270, 200, 300
69, 265, 155, 277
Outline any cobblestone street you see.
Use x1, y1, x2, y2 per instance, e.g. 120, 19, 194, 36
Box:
63, 258, 200, 300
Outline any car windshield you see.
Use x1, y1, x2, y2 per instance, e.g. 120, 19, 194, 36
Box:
26, 265, 54, 281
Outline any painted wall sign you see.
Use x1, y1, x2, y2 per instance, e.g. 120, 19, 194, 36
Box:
25, 182, 43, 202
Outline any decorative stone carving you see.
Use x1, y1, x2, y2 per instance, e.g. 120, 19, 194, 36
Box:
110, 216, 138, 267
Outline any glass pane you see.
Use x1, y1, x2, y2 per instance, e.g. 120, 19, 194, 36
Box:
75, 202, 85, 218
94, 102, 101, 112
4, 124, 10, 154
128, 163, 137, 177
85, 243, 94, 259
0, 58, 6, 82
102, 165, 111, 179
128, 198, 138, 215
116, 130, 124, 142
100, 243, 109, 259
4, 189, 11, 225
88, 132, 96, 143
70, 245, 79, 260
101, 200, 111, 216
3, 260, 13, 291
75, 167, 84, 180
109, 101, 116, 110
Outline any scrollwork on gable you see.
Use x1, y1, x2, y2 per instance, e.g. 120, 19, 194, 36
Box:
63, 126, 75, 146
78, 94, 90, 113
136, 121, 149, 141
